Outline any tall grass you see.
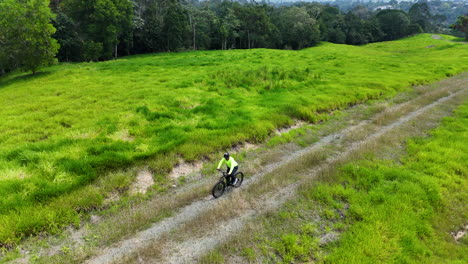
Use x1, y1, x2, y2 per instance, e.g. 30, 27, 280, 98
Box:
323, 104, 467, 263
0, 34, 467, 245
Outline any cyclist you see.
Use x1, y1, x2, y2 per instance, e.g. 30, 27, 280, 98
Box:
217, 152, 238, 185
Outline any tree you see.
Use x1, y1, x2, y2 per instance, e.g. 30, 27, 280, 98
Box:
217, 8, 240, 50
317, 5, 345, 43
407, 23, 423, 35
408, 2, 433, 31
450, 15, 468, 40
183, 3, 216, 51
162, 0, 190, 51
365, 17, 385, 43
235, 4, 274, 49
0, 0, 59, 74
133, 0, 166, 53
52, 10, 82, 62
431, 14, 447, 33
62, 0, 133, 59
343, 12, 368, 45
350, 5, 372, 20
279, 6, 320, 49
376, 10, 411, 40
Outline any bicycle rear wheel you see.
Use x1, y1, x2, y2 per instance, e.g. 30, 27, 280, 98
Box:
233, 172, 244, 188
212, 181, 226, 198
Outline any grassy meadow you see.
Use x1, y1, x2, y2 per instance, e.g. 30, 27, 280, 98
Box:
0, 34, 467, 245
207, 102, 467, 263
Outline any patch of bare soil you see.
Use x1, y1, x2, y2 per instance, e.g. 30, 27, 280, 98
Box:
169, 160, 203, 179
276, 120, 306, 135
103, 191, 120, 206
452, 224, 468, 242
109, 129, 134, 142
231, 142, 258, 153
129, 169, 154, 195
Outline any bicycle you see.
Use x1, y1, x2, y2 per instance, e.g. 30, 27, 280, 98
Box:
212, 170, 244, 198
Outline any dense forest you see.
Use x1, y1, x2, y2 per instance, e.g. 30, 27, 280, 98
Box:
0, 0, 467, 75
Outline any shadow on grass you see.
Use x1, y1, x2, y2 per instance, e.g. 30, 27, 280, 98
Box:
0, 70, 52, 90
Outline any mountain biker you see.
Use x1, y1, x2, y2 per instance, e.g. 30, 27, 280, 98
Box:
217, 152, 238, 185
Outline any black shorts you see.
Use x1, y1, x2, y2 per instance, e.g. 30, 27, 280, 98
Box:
226, 166, 238, 176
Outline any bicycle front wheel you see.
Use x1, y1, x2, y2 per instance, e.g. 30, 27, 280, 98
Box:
212, 181, 226, 198
233, 172, 244, 188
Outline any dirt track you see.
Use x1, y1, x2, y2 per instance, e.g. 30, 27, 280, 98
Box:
81, 74, 467, 264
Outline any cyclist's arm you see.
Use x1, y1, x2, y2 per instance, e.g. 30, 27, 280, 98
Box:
217, 159, 224, 170
228, 166, 234, 175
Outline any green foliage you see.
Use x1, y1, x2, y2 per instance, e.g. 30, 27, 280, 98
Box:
162, 0, 190, 51
234, 3, 275, 49
0, 0, 59, 74
377, 9, 411, 40
0, 34, 466, 245
0, 205, 78, 246
199, 250, 225, 264
256, 204, 322, 263
216, 7, 240, 50
241, 247, 256, 262
51, 10, 81, 62
450, 15, 468, 40
83, 41, 104, 62
45, 0, 458, 63
407, 23, 424, 36
323, 105, 468, 263
273, 233, 318, 263
60, 0, 133, 60
277, 6, 320, 49
409, 2, 433, 32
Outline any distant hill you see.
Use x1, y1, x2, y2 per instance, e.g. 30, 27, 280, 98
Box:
273, 0, 467, 24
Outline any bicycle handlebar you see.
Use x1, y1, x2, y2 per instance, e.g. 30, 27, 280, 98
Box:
217, 169, 232, 177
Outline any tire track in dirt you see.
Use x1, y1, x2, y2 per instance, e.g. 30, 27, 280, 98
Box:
86, 84, 466, 264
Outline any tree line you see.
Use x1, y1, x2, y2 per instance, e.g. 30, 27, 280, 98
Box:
0, 0, 466, 75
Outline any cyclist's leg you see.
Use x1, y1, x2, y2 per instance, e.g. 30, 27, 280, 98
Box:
230, 166, 238, 184
226, 167, 233, 184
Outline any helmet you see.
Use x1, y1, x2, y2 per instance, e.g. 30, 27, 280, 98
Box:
223, 152, 230, 159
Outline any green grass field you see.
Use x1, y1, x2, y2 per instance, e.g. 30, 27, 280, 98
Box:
219, 102, 467, 263
0, 34, 467, 245
322, 104, 468, 263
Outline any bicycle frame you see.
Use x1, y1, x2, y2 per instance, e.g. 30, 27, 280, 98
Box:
219, 171, 231, 185
212, 170, 244, 198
